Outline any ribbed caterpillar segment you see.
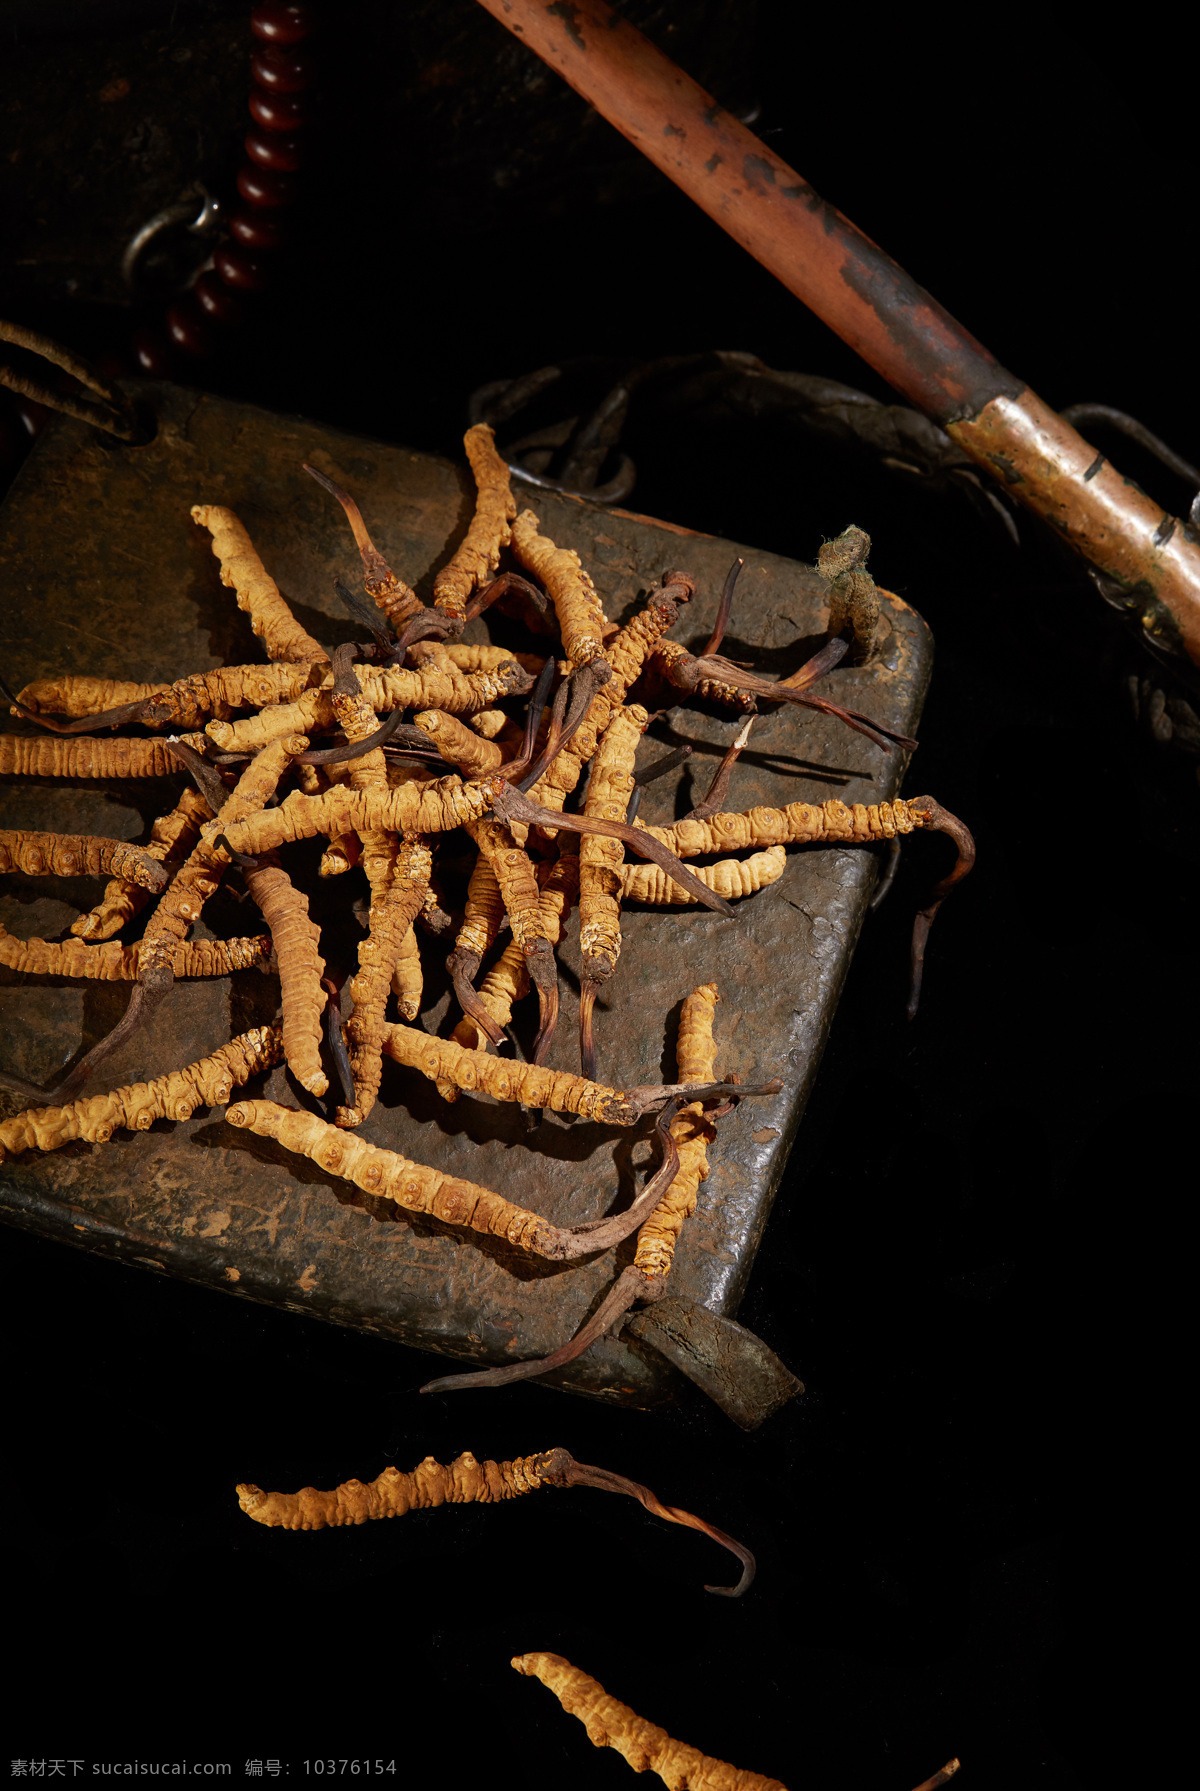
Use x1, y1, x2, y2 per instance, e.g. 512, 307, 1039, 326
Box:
634, 983, 719, 1281
191, 504, 329, 664
511, 509, 608, 672
454, 846, 505, 963
244, 863, 326, 1097
621, 845, 787, 906
71, 789, 211, 941
0, 733, 208, 779
0, 925, 270, 980
390, 924, 423, 1021
0, 1024, 283, 1163
432, 424, 517, 620
511, 1653, 788, 1791
223, 1100, 561, 1256
140, 663, 321, 729
340, 837, 431, 1125
469, 819, 545, 952
413, 709, 506, 777
636, 796, 926, 860
14, 675, 171, 719
527, 594, 679, 821
578, 703, 648, 978
214, 776, 499, 859
380, 1022, 633, 1123
0, 828, 168, 890
236, 1447, 550, 1532
203, 661, 528, 754
139, 736, 303, 985
450, 851, 579, 1061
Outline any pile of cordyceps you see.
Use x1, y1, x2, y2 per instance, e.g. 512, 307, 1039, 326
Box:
0, 424, 971, 1395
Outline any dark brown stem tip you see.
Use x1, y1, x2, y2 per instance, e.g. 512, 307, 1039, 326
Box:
302, 461, 351, 505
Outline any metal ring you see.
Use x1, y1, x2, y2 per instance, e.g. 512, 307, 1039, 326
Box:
121, 184, 224, 293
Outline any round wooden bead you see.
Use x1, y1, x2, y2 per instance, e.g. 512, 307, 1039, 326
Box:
194, 271, 245, 326
236, 164, 297, 209
250, 4, 315, 44
249, 86, 311, 131
245, 127, 304, 172
228, 208, 288, 252
165, 300, 212, 358
250, 45, 315, 93
131, 328, 175, 378
214, 244, 271, 293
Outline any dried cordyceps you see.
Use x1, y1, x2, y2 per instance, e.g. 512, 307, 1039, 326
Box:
0, 925, 270, 981
449, 848, 579, 1065
0, 732, 207, 779
71, 788, 212, 942
651, 636, 759, 713
511, 508, 609, 675
235, 1444, 753, 1593
634, 982, 718, 1281
0, 1024, 282, 1162
512, 1653, 787, 1786
0, 828, 169, 891
303, 462, 424, 633
578, 701, 649, 1078
191, 504, 329, 664
241, 860, 327, 1097
225, 1097, 688, 1262
380, 1021, 637, 1123
338, 833, 431, 1124
621, 844, 787, 905
412, 707, 507, 777
432, 424, 517, 624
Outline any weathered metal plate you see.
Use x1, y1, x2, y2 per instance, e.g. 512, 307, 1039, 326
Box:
0, 381, 932, 1405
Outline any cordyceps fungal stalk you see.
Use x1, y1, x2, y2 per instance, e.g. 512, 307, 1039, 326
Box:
302, 463, 424, 633
0, 732, 208, 779
0, 829, 169, 892
578, 702, 649, 1081
450, 847, 579, 1069
432, 424, 517, 626
512, 1654, 782, 1785
446, 846, 507, 1048
191, 505, 329, 664
510, 508, 610, 677
906, 797, 976, 1021
0, 924, 270, 981
235, 1444, 753, 1594
620, 844, 787, 906
651, 636, 758, 713
70, 788, 212, 941
0, 1025, 282, 1163
225, 1098, 711, 1262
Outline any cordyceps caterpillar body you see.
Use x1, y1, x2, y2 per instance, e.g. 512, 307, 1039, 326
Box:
210, 774, 500, 858
432, 424, 517, 624
71, 788, 212, 942
236, 1444, 754, 1594
651, 635, 759, 712
578, 702, 649, 1080
0, 828, 169, 891
634, 982, 718, 1282
191, 504, 329, 665
0, 926, 271, 981
512, 1653, 788, 1789
511, 509, 609, 674
621, 845, 787, 906
0, 733, 208, 779
449, 847, 579, 1065
0, 1025, 282, 1162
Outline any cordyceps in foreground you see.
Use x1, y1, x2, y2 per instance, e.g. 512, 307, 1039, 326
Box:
235, 1445, 754, 1596
1, 425, 974, 1405
512, 1652, 961, 1791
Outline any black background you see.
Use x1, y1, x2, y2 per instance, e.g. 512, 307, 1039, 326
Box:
3, 3, 1186, 1784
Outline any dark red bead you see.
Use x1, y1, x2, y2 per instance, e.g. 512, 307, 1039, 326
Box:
249, 86, 311, 131
251, 3, 316, 44
131, 328, 175, 378
236, 163, 298, 209
229, 208, 288, 252
194, 271, 245, 327
245, 127, 305, 172
165, 300, 212, 359
214, 244, 271, 293
250, 45, 315, 93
